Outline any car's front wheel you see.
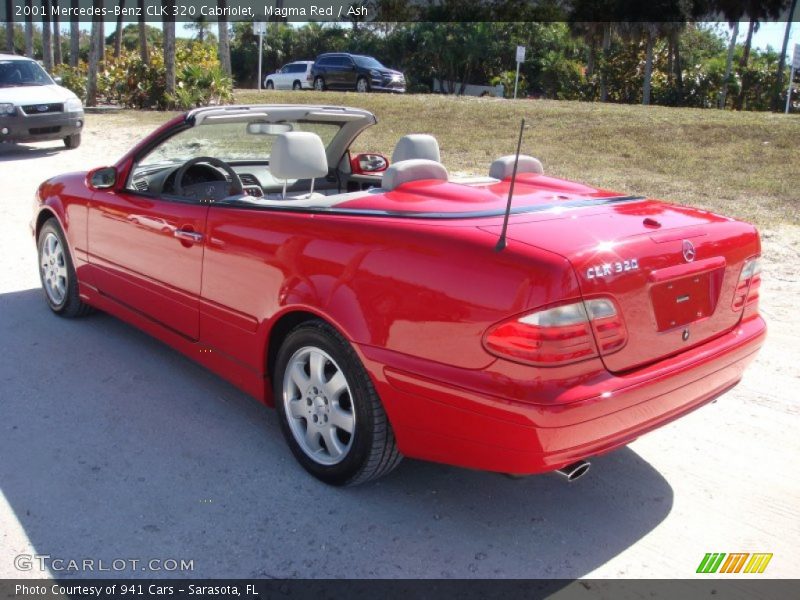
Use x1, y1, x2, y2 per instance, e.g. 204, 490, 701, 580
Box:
37, 219, 93, 317
274, 320, 402, 485
265, 80, 274, 90
356, 76, 370, 93
63, 133, 81, 149
314, 76, 325, 91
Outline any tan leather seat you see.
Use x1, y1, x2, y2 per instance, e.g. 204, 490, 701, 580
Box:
382, 159, 448, 191
489, 155, 544, 180
391, 134, 441, 164
270, 132, 329, 199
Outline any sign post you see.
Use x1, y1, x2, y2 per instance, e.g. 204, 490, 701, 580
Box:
254, 21, 266, 91
514, 45, 526, 99
786, 43, 800, 114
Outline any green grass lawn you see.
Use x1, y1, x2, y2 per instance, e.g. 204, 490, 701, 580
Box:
108, 91, 800, 227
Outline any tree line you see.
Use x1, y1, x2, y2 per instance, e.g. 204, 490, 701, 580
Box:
3, 0, 798, 111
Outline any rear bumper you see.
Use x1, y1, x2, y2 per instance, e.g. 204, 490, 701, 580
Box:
361, 315, 766, 475
0, 110, 84, 143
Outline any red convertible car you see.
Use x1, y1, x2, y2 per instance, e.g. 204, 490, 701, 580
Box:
32, 104, 766, 485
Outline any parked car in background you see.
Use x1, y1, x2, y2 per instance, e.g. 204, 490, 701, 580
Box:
264, 61, 314, 90
0, 53, 84, 148
311, 53, 405, 93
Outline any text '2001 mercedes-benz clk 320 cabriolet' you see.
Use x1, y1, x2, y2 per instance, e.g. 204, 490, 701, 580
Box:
31, 104, 766, 485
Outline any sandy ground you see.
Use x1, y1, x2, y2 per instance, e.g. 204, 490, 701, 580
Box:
0, 114, 798, 581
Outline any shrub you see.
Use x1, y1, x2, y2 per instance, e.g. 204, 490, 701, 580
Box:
90, 40, 232, 110
52, 63, 88, 101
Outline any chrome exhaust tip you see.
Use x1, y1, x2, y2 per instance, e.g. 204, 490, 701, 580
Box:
554, 460, 591, 482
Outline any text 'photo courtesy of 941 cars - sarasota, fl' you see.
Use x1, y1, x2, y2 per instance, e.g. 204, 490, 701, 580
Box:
31, 104, 765, 486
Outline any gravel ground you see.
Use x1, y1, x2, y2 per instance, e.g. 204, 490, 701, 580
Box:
1, 114, 798, 580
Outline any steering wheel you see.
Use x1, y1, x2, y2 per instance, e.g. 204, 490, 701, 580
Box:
173, 156, 244, 200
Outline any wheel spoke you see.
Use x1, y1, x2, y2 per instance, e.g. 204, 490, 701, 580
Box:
324, 370, 347, 400
321, 426, 344, 460
304, 426, 322, 453
309, 351, 326, 386
288, 398, 305, 419
329, 405, 354, 434
289, 362, 309, 391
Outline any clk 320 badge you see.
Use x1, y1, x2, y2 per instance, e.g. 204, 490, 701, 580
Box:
586, 259, 640, 279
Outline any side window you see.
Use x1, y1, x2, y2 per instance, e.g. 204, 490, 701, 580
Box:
291, 64, 305, 74
280, 65, 289, 74
317, 57, 331, 67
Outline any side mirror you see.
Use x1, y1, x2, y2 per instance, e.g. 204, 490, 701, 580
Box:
87, 166, 117, 190
53, 76, 63, 85
350, 153, 388, 175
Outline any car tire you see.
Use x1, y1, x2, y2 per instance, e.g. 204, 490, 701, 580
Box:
273, 320, 402, 486
63, 133, 81, 149
265, 81, 274, 90
37, 219, 94, 318
356, 76, 370, 93
292, 80, 302, 91
314, 76, 325, 91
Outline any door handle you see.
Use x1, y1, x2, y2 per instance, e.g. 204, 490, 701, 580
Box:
174, 229, 204, 243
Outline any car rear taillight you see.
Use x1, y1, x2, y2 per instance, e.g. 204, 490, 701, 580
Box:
483, 298, 626, 366
732, 257, 761, 312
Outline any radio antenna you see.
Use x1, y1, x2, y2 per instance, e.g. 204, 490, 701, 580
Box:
495, 118, 525, 252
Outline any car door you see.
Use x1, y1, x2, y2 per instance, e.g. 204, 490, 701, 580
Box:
88, 187, 208, 340
340, 56, 357, 89
276, 65, 291, 89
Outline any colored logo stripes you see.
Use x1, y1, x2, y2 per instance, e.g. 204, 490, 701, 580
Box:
696, 553, 773, 574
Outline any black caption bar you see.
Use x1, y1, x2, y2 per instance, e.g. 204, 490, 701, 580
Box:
1, 0, 798, 23
1, 580, 799, 600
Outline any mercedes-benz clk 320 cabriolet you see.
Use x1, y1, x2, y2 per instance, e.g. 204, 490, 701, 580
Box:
31, 104, 766, 485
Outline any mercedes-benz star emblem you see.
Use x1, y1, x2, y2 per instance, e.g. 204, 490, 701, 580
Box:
682, 239, 696, 263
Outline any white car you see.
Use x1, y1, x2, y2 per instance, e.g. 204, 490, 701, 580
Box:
0, 53, 84, 148
263, 61, 314, 91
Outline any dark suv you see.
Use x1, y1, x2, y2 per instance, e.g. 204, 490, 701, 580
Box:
311, 53, 405, 93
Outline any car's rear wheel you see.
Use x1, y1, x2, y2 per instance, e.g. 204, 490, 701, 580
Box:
265, 80, 274, 90
292, 80, 302, 91
274, 320, 402, 486
314, 76, 325, 91
37, 219, 93, 317
356, 76, 370, 93
63, 133, 81, 149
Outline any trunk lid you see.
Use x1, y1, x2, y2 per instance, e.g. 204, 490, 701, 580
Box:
481, 200, 760, 373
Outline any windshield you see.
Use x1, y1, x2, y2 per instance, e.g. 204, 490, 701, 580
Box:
140, 119, 343, 165
0, 60, 54, 87
353, 56, 386, 70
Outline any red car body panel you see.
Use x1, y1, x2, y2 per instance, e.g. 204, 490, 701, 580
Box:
31, 111, 766, 476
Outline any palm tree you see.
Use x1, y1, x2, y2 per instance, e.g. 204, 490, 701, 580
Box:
187, 16, 212, 43
217, 0, 232, 76
137, 0, 149, 64
641, 23, 658, 105
52, 0, 62, 65
163, 0, 176, 101
24, 0, 33, 57
4, 1, 13, 52
114, 0, 125, 58
734, 0, 787, 110
69, 0, 79, 67
41, 0, 54, 72
86, 2, 102, 106
718, 21, 739, 108
774, 0, 798, 109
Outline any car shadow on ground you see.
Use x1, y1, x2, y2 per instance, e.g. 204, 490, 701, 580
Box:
0, 288, 674, 579
0, 143, 64, 162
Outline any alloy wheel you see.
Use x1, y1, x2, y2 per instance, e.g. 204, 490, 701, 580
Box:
282, 346, 356, 465
40, 232, 68, 306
